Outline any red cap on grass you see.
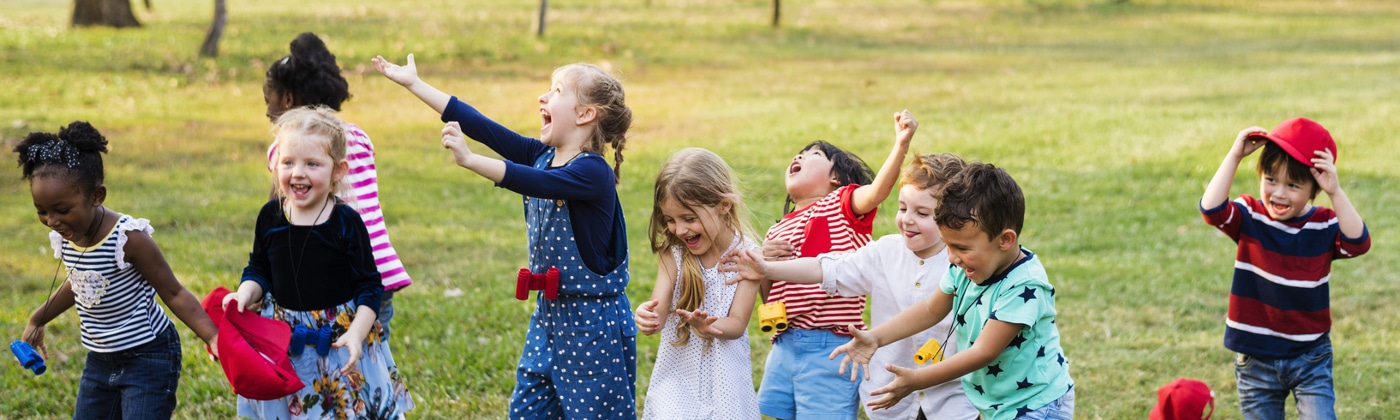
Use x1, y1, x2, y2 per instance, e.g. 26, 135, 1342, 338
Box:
201, 287, 304, 400
1150, 378, 1215, 420
1250, 117, 1337, 167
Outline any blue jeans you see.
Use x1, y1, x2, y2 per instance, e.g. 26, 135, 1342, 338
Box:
1019, 387, 1075, 420
74, 326, 181, 420
1235, 338, 1335, 420
379, 288, 396, 339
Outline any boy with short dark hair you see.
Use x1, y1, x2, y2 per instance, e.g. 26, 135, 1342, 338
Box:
1200, 117, 1370, 419
830, 162, 1074, 420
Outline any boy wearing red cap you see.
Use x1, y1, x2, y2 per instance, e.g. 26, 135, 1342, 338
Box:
1200, 117, 1370, 419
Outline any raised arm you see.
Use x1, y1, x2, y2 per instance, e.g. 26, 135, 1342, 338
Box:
1202, 127, 1267, 209
851, 110, 916, 215
1309, 149, 1366, 239
372, 54, 452, 114
125, 230, 219, 349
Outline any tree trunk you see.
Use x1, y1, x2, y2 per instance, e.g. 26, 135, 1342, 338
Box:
199, 0, 227, 57
535, 0, 548, 37
771, 0, 781, 28
72, 0, 141, 28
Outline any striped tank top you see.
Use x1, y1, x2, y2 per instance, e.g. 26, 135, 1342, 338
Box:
50, 215, 173, 353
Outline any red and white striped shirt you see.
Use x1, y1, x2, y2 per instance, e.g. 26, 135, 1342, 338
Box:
765, 184, 875, 336
268, 122, 413, 290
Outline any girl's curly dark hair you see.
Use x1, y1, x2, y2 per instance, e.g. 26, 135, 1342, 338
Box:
14, 121, 109, 194
265, 32, 351, 110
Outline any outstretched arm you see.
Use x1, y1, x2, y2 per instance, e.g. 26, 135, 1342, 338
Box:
126, 230, 219, 352
372, 54, 452, 114
441, 122, 507, 183
23, 281, 77, 359
720, 248, 823, 285
851, 110, 916, 215
1203, 127, 1267, 209
831, 289, 953, 379
865, 319, 1019, 410
1310, 149, 1365, 239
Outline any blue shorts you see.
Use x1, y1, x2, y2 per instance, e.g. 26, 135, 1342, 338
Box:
758, 328, 861, 420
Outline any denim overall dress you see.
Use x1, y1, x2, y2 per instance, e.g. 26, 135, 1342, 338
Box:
509, 149, 638, 419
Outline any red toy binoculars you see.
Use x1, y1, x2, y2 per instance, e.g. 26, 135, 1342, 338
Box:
516, 267, 560, 300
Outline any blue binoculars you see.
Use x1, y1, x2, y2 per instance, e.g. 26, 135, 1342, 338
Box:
10, 340, 46, 376
289, 324, 333, 357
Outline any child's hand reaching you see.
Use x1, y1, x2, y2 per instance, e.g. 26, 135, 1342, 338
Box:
829, 324, 879, 381
634, 300, 662, 335
1231, 126, 1269, 160
371, 54, 419, 88
1311, 148, 1341, 195
720, 248, 768, 285
865, 364, 918, 411
674, 308, 723, 338
21, 323, 48, 360
333, 330, 365, 374
894, 109, 918, 146
761, 239, 796, 261
441, 122, 475, 167
221, 289, 261, 313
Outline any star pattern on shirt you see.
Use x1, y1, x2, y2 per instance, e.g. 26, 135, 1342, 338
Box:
1017, 378, 1033, 390
1057, 353, 1066, 366
1007, 334, 1026, 349
986, 363, 1003, 377
1016, 406, 1034, 417
1018, 286, 1037, 303
956, 312, 967, 326
973, 384, 985, 395
1037, 346, 1046, 358
989, 309, 999, 320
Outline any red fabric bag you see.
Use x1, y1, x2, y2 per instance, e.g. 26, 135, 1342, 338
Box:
201, 287, 304, 400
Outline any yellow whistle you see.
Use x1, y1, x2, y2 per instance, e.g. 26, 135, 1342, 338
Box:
758, 301, 789, 333
914, 338, 944, 365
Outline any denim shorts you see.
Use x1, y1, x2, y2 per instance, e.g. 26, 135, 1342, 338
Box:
757, 328, 861, 420
1019, 387, 1075, 420
74, 326, 182, 419
1235, 337, 1335, 420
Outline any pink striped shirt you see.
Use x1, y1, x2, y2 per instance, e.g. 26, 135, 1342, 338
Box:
765, 184, 875, 337
268, 122, 413, 290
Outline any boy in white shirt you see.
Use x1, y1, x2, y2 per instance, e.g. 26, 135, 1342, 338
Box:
724, 153, 978, 420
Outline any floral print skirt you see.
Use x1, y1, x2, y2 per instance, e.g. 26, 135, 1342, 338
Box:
237, 299, 413, 419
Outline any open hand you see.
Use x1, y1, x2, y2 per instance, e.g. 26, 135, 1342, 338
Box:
865, 364, 917, 410
674, 308, 723, 338
333, 331, 364, 374
1310, 148, 1341, 195
719, 248, 767, 285
830, 324, 879, 381
371, 54, 419, 88
1232, 126, 1269, 159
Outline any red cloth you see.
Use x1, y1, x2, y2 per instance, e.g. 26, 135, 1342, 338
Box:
1150, 378, 1214, 420
201, 287, 304, 400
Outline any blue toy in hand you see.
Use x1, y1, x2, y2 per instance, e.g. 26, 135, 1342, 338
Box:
10, 340, 45, 376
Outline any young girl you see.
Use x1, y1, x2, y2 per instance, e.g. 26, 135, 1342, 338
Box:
373, 54, 637, 418
723, 151, 981, 420
224, 106, 413, 419
755, 110, 915, 419
263, 32, 413, 338
632, 148, 761, 419
15, 121, 220, 417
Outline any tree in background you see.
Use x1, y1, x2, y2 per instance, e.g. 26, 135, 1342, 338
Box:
72, 0, 145, 27
199, 0, 227, 57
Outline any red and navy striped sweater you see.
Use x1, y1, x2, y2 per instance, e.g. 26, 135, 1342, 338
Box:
1202, 194, 1370, 358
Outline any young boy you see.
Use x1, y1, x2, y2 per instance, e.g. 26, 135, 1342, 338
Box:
1200, 117, 1370, 419
722, 153, 979, 420
829, 162, 1074, 420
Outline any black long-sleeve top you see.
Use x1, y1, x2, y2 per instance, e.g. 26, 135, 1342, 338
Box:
241, 199, 383, 312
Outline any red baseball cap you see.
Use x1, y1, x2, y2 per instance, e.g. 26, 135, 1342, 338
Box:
1249, 117, 1337, 167
1150, 378, 1214, 420
201, 287, 304, 400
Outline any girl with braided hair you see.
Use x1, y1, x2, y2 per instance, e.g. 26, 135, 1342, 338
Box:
373, 54, 637, 418
15, 121, 220, 417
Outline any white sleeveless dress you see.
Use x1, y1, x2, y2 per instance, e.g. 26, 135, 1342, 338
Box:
642, 237, 760, 420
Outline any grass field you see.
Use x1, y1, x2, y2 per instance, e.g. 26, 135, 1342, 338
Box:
2, 0, 1398, 418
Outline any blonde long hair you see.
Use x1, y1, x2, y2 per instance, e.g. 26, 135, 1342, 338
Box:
649, 148, 756, 347
271, 105, 347, 200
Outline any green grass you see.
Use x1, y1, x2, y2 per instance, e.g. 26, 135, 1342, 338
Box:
2, 0, 1399, 418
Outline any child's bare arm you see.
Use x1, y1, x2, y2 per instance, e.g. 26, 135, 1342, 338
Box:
636, 256, 680, 335
126, 230, 219, 347
372, 54, 452, 114
1310, 149, 1366, 238
1202, 127, 1268, 209
831, 290, 953, 377
335, 305, 378, 374
720, 248, 822, 285
852, 110, 917, 215
23, 281, 76, 358
865, 319, 1019, 410
680, 279, 761, 340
